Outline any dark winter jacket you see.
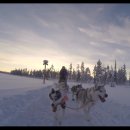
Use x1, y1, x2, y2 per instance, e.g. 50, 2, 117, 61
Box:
59, 67, 68, 83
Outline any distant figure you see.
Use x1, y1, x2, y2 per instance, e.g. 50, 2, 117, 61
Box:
59, 66, 68, 85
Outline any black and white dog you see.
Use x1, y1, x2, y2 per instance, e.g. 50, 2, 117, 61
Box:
49, 88, 66, 112
49, 82, 68, 126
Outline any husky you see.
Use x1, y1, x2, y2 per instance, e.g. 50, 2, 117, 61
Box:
71, 84, 83, 101
76, 84, 108, 121
49, 82, 68, 126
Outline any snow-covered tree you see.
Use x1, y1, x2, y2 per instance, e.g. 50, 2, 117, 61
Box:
93, 65, 97, 84
81, 61, 85, 74
95, 60, 104, 85
122, 64, 127, 83
114, 60, 117, 84
69, 63, 72, 80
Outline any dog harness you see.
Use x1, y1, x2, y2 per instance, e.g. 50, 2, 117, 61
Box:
51, 95, 68, 112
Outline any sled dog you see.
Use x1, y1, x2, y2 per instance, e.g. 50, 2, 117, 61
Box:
49, 82, 68, 126
71, 84, 83, 101
76, 84, 108, 121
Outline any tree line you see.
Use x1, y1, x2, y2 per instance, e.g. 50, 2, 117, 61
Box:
10, 59, 128, 86
93, 60, 127, 86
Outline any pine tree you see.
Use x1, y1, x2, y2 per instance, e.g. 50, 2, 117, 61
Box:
95, 59, 103, 84
69, 63, 72, 80
43, 60, 48, 84
81, 62, 85, 74
77, 64, 80, 72
93, 65, 96, 84
85, 67, 91, 82
122, 64, 127, 84
72, 69, 76, 81
114, 60, 117, 84
86, 67, 91, 75
96, 59, 102, 76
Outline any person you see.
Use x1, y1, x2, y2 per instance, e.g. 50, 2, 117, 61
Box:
50, 66, 68, 112
59, 66, 68, 85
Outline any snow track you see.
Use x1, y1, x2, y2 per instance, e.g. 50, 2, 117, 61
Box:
0, 73, 130, 126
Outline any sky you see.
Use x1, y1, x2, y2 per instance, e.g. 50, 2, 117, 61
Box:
0, 4, 130, 77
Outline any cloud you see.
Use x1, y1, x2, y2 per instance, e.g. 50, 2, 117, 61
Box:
0, 4, 130, 74
76, 14, 130, 72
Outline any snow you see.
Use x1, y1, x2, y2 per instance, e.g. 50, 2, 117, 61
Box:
0, 73, 130, 126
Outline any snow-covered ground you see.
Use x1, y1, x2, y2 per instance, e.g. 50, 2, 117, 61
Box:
0, 73, 130, 126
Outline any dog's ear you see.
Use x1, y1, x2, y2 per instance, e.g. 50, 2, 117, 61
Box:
95, 84, 101, 90
49, 88, 55, 100
51, 88, 55, 93
79, 84, 82, 87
